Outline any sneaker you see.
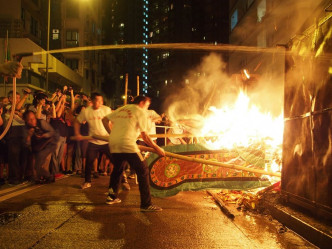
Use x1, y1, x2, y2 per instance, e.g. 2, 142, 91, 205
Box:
106, 194, 121, 205
93, 172, 99, 179
122, 182, 131, 191
81, 182, 91, 189
140, 205, 162, 212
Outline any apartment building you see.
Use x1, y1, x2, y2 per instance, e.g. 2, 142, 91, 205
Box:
0, 0, 103, 96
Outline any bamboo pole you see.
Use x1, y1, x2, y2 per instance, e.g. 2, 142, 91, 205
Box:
138, 145, 281, 177
137, 75, 140, 96
69, 135, 281, 177
70, 133, 199, 141
124, 73, 128, 105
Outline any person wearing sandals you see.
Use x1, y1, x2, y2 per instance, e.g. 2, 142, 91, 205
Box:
102, 96, 165, 212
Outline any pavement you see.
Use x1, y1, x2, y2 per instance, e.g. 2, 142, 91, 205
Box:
0, 175, 317, 249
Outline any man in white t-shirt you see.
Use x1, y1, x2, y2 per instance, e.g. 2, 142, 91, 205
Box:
137, 109, 161, 146
74, 92, 112, 189
102, 96, 165, 211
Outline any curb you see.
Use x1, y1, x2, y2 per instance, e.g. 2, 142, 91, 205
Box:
265, 202, 332, 249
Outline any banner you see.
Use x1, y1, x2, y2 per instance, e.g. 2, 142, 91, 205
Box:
147, 144, 271, 197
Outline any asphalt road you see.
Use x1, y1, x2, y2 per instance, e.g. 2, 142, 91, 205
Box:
0, 175, 316, 249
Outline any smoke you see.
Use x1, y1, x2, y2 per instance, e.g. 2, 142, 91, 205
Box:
164, 52, 284, 123
162, 0, 330, 123
164, 53, 234, 123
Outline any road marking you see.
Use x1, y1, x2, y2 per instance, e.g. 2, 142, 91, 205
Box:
0, 182, 32, 195
0, 175, 69, 203
0, 185, 43, 202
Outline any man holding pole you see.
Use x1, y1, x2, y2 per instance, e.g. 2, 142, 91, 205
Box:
102, 96, 165, 211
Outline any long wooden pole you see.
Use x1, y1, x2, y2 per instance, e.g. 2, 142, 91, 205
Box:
136, 75, 140, 96
69, 135, 281, 177
70, 133, 213, 140
46, 0, 50, 93
138, 145, 281, 177
124, 73, 128, 105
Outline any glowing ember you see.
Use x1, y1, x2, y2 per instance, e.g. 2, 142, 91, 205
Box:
243, 69, 250, 79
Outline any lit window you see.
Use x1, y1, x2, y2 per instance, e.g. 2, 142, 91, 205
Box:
66, 30, 79, 47
119, 23, 124, 27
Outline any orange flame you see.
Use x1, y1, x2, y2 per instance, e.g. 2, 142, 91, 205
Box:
195, 90, 283, 173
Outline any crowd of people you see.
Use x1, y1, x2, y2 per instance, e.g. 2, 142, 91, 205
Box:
0, 85, 92, 183
0, 61, 168, 211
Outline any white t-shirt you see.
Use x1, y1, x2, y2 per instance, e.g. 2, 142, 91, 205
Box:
76, 105, 112, 145
168, 124, 184, 145
138, 109, 160, 141
5, 105, 25, 126
105, 104, 148, 153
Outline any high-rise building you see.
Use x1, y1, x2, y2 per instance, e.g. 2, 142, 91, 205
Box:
148, 0, 230, 108
101, 0, 230, 109
0, 0, 103, 96
101, 0, 144, 107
